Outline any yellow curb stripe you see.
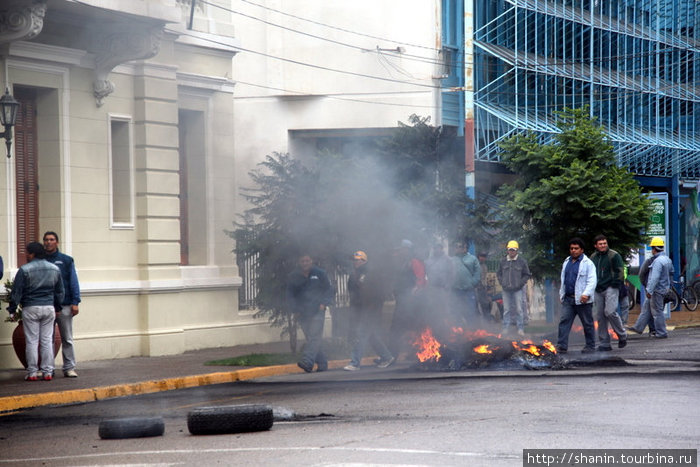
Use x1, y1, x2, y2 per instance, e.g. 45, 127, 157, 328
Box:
0, 359, 358, 413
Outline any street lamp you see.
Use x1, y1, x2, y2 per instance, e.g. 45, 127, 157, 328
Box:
0, 88, 20, 158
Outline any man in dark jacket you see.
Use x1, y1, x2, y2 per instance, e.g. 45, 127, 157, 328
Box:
43, 231, 81, 378
343, 251, 394, 371
8, 242, 65, 381
590, 234, 627, 351
496, 240, 531, 336
286, 254, 335, 373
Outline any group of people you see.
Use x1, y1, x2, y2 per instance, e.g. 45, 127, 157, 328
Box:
285, 238, 534, 373
5, 232, 81, 381
556, 235, 673, 354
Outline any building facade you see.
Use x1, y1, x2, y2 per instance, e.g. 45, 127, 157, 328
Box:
0, 0, 281, 369
472, 0, 700, 283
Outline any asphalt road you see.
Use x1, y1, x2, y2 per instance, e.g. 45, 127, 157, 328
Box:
1, 362, 698, 466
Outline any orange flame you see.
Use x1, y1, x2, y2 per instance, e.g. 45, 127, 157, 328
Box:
414, 328, 442, 362
542, 340, 556, 353
512, 341, 542, 356
473, 344, 494, 354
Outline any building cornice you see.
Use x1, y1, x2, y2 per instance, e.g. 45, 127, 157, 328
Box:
0, 0, 46, 45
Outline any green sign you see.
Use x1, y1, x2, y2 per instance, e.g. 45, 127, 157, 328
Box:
648, 198, 666, 235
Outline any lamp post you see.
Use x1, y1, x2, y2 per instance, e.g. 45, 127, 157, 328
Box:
0, 88, 20, 158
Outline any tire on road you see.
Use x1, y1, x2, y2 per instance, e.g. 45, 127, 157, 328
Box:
98, 417, 165, 440
187, 404, 273, 435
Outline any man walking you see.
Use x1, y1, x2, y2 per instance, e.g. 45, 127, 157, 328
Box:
627, 252, 658, 336
557, 238, 597, 354
343, 251, 394, 371
43, 231, 81, 378
590, 235, 627, 351
8, 242, 65, 381
645, 237, 674, 339
451, 240, 480, 328
496, 241, 531, 336
286, 254, 335, 373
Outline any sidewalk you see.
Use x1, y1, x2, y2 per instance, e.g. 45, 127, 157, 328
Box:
1, 324, 699, 414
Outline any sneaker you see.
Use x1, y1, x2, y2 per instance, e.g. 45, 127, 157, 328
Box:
343, 364, 360, 371
377, 356, 396, 368
581, 347, 595, 354
64, 369, 78, 378
297, 361, 313, 373
596, 346, 613, 352
618, 338, 627, 349
43, 373, 53, 381
25, 373, 40, 381
517, 329, 525, 337
556, 346, 567, 354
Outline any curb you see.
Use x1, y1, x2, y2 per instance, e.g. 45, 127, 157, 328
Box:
0, 358, 366, 414
0, 363, 306, 414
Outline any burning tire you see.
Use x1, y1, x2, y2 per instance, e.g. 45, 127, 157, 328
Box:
187, 404, 273, 435
98, 417, 165, 439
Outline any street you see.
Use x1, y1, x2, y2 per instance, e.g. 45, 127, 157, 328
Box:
1, 362, 698, 466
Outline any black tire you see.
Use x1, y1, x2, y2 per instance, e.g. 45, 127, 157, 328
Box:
98, 417, 165, 440
669, 289, 681, 311
682, 286, 698, 311
187, 404, 273, 435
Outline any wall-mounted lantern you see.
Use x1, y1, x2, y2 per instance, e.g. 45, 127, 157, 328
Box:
0, 88, 20, 158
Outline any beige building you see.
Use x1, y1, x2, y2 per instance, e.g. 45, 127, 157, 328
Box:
0, 0, 280, 370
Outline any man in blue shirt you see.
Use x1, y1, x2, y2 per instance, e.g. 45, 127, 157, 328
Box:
645, 237, 674, 339
43, 231, 81, 378
557, 238, 597, 354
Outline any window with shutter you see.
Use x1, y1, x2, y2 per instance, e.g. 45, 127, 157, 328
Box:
14, 88, 39, 266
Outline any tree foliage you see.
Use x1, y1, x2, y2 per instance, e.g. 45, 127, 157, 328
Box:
497, 107, 651, 280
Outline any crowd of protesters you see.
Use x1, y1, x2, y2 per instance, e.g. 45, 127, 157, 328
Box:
286, 235, 673, 372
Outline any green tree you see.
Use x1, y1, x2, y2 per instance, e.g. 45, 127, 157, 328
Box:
497, 107, 651, 280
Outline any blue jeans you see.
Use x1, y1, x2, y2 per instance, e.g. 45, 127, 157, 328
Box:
349, 305, 392, 367
502, 289, 524, 332
650, 291, 668, 338
298, 310, 327, 369
557, 297, 595, 350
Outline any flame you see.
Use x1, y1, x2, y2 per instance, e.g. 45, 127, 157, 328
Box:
473, 344, 494, 354
542, 340, 556, 353
414, 328, 442, 362
512, 341, 542, 356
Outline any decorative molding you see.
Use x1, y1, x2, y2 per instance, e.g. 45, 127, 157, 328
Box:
86, 21, 165, 107
177, 71, 236, 93
0, 0, 46, 44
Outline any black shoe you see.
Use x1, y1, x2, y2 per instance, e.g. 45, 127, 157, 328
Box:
653, 334, 668, 339
581, 347, 595, 354
316, 362, 328, 372
596, 346, 613, 352
649, 331, 657, 337
297, 362, 313, 373
618, 339, 627, 349
556, 346, 567, 354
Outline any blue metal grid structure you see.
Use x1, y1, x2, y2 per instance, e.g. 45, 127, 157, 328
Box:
474, 0, 700, 179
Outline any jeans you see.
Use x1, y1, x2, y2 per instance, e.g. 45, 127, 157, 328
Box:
502, 288, 524, 332
650, 291, 668, 338
630, 297, 657, 334
452, 288, 478, 328
557, 297, 595, 350
298, 310, 327, 369
349, 305, 392, 367
594, 286, 627, 347
22, 305, 56, 376
618, 295, 629, 326
56, 305, 77, 371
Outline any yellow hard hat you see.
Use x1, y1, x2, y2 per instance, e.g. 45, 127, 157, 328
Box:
506, 240, 519, 250
649, 237, 665, 248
